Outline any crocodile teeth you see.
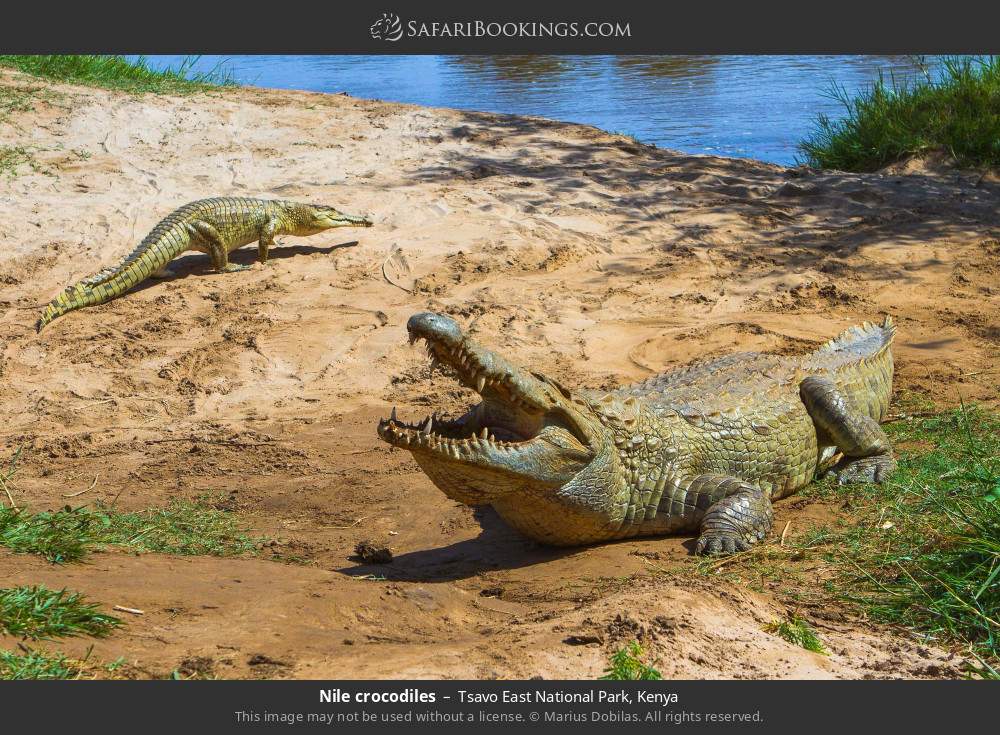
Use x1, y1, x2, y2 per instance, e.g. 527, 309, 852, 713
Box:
422, 417, 433, 434
480, 427, 489, 439
476, 374, 486, 393
391, 406, 398, 422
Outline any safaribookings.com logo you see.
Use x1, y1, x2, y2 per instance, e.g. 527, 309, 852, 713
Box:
370, 13, 404, 41
370, 13, 631, 42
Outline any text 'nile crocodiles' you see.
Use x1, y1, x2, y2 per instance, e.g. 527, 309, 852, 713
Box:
378, 313, 897, 555
37, 197, 373, 332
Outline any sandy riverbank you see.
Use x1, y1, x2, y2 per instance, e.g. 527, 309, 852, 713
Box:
1, 68, 997, 678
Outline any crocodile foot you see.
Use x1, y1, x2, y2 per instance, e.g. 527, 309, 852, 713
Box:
695, 532, 751, 556
219, 263, 252, 273
691, 475, 773, 556
831, 453, 896, 485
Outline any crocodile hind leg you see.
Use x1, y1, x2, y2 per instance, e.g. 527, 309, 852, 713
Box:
800, 375, 896, 484
688, 474, 774, 555
189, 220, 250, 274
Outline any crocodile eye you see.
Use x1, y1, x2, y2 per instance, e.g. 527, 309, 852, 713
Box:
551, 380, 572, 399
531, 371, 572, 399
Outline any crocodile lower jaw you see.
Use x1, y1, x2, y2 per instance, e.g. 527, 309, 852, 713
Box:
377, 410, 528, 458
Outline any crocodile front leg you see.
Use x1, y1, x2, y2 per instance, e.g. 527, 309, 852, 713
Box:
800, 376, 896, 484
258, 218, 278, 264
688, 474, 774, 555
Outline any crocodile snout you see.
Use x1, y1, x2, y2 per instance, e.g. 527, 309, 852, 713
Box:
407, 312, 463, 347
344, 213, 374, 227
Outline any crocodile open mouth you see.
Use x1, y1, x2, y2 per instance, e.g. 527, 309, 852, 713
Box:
377, 336, 541, 456
376, 313, 591, 465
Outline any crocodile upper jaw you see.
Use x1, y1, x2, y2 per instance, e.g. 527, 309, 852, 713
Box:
376, 313, 594, 490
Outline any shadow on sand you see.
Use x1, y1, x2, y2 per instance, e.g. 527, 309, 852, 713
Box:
410, 109, 1000, 283
126, 240, 360, 293
336, 507, 579, 583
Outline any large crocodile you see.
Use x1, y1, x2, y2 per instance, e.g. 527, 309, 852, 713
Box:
378, 312, 897, 554
36, 197, 372, 332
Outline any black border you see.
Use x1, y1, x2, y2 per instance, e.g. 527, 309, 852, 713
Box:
2, 1, 1000, 54
2, 680, 998, 732
2, 0, 999, 725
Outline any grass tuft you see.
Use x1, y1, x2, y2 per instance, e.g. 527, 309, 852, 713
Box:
764, 615, 828, 654
0, 506, 93, 563
0, 145, 39, 178
799, 56, 1000, 171
0, 585, 121, 640
0, 646, 128, 680
599, 640, 663, 680
0, 55, 235, 95
0, 82, 61, 126
0, 85, 37, 122
0, 496, 264, 563
93, 498, 263, 557
0, 647, 81, 679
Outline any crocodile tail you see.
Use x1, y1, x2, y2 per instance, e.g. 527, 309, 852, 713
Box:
801, 315, 896, 371
36, 284, 99, 332
35, 245, 170, 332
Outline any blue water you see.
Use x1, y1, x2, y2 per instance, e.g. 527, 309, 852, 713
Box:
142, 55, 935, 165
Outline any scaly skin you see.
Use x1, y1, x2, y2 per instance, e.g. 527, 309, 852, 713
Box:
378, 313, 897, 555
36, 197, 372, 332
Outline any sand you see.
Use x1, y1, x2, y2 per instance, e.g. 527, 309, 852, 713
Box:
0, 68, 997, 679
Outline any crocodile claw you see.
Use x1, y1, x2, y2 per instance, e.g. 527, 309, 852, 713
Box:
695, 533, 750, 556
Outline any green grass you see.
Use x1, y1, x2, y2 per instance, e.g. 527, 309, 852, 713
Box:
799, 56, 1000, 171
0, 585, 121, 640
0, 586, 127, 680
0, 505, 93, 563
812, 405, 1000, 664
688, 404, 999, 675
0, 497, 264, 563
599, 641, 662, 680
0, 646, 127, 680
0, 55, 235, 94
0, 85, 38, 122
969, 658, 999, 680
609, 130, 646, 146
1, 647, 82, 679
764, 615, 828, 654
0, 649, 80, 681
0, 145, 39, 178
0, 80, 61, 125
93, 498, 263, 556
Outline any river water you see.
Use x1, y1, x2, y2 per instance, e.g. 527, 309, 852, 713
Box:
143, 55, 936, 165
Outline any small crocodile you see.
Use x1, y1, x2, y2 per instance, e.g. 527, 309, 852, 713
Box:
378, 312, 897, 554
36, 197, 372, 332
